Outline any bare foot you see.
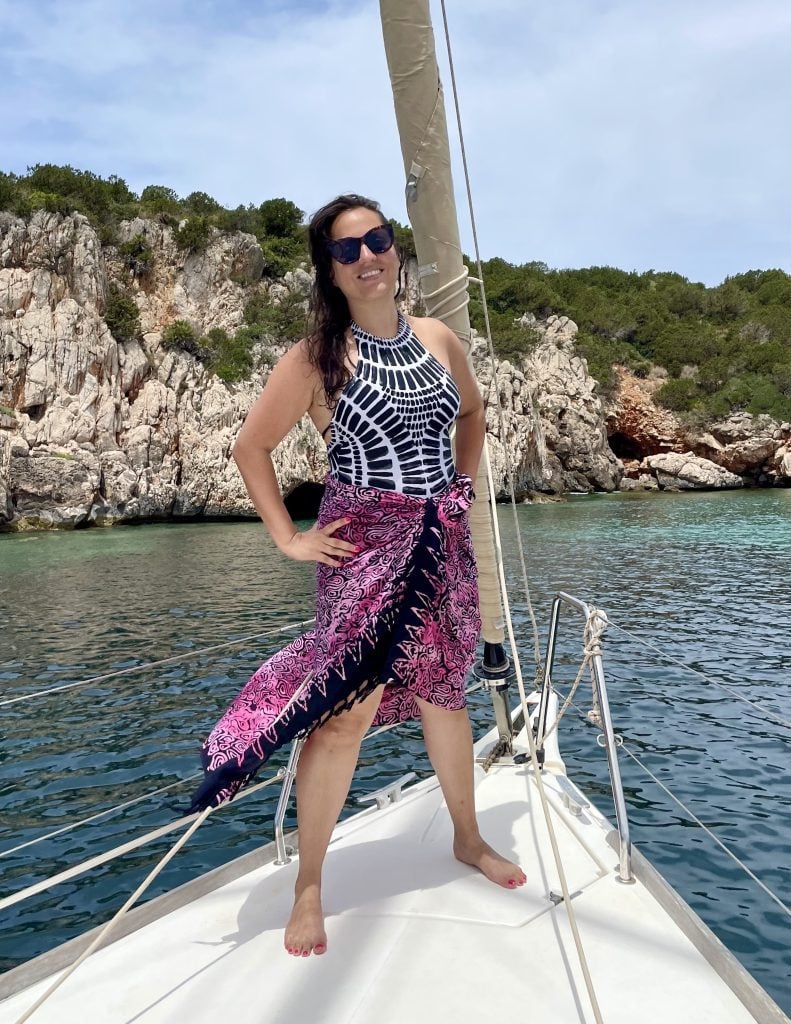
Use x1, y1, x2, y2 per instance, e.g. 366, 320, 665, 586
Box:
454, 835, 526, 889
284, 883, 327, 956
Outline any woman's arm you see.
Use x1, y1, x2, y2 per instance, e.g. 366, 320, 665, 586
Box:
233, 342, 356, 566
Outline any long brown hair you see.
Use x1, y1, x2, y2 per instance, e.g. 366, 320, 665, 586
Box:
306, 194, 401, 409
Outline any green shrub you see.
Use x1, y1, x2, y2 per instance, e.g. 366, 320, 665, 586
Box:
257, 198, 303, 238
655, 378, 701, 412
162, 320, 200, 354
202, 327, 254, 383
244, 292, 306, 343
119, 234, 154, 277
184, 191, 221, 215
174, 215, 211, 253
140, 185, 180, 216
390, 219, 416, 259
27, 190, 72, 215
105, 286, 140, 343
0, 171, 18, 211
260, 235, 307, 278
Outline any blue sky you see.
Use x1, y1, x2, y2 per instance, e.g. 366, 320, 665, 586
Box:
2, 0, 790, 285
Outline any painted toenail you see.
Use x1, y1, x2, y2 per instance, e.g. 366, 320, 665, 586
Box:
302, 950, 309, 957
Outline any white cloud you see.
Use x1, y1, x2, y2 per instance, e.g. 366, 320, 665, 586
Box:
1, 0, 789, 284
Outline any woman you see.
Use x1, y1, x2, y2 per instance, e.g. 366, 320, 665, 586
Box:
187, 194, 526, 958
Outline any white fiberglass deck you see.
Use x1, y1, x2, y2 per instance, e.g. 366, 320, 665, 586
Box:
0, 726, 775, 1024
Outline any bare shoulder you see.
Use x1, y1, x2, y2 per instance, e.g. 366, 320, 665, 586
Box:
406, 315, 464, 366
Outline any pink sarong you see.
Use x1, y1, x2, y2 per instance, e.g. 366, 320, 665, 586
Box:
187, 472, 480, 811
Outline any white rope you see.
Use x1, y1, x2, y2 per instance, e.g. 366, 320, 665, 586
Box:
483, 439, 606, 1024
541, 613, 608, 742
0, 772, 284, 913
0, 616, 316, 709
606, 621, 791, 730
439, 5, 604, 1021
13, 808, 212, 1024
0, 773, 202, 859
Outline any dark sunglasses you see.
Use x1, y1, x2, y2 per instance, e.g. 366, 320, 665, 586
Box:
325, 223, 395, 265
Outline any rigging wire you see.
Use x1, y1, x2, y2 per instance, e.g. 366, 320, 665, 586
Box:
606, 620, 791, 730
562, 694, 790, 921
0, 616, 316, 709
435, 1, 543, 680
437, 5, 605, 1020
12, 808, 213, 1024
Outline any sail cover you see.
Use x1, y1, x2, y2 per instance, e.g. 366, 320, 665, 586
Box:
380, 0, 504, 645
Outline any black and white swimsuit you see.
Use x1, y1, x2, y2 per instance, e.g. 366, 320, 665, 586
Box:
326, 314, 460, 497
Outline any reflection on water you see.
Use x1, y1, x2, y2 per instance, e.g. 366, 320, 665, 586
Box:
1, 488, 789, 1011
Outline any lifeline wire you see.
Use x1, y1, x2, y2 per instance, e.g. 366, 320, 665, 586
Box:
619, 742, 791, 920
0, 616, 316, 709
606, 620, 791, 730
0, 773, 202, 859
13, 808, 212, 1024
561, 694, 791, 921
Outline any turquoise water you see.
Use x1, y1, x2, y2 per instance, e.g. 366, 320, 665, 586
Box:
1, 489, 789, 1012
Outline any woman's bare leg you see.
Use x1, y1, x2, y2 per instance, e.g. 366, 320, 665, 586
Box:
416, 697, 526, 889
284, 684, 385, 957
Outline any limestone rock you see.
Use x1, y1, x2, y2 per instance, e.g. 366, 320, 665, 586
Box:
606, 368, 683, 460
619, 473, 659, 492
684, 413, 789, 481
475, 314, 621, 495
643, 452, 744, 490
9, 446, 101, 528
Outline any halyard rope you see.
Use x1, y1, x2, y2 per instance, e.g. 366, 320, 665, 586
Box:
437, 0, 543, 681
439, 4, 604, 1020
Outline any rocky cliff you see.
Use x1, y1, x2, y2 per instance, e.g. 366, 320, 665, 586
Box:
1, 212, 788, 530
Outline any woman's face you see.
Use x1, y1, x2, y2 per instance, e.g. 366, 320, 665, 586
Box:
327, 206, 400, 306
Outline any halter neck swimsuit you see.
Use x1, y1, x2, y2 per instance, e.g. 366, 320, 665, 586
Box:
326, 314, 460, 497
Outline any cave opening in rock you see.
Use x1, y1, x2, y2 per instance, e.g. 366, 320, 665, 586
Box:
609, 432, 645, 460
284, 482, 325, 521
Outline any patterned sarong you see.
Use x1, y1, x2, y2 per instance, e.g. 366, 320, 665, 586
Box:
186, 472, 480, 812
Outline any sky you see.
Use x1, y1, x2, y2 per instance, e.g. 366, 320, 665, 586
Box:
1, 0, 790, 286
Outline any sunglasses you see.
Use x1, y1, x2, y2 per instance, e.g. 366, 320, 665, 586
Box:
325, 223, 395, 265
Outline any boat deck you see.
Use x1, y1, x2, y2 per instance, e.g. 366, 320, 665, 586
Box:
1, 724, 780, 1024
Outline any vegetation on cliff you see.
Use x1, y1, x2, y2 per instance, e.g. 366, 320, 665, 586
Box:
469, 259, 791, 421
2, 165, 789, 419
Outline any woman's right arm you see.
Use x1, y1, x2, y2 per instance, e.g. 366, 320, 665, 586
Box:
232, 342, 356, 567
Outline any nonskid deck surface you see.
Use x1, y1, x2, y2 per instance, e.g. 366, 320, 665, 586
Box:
0, 759, 766, 1024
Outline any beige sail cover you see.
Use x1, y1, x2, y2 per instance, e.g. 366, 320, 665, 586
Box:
380, 0, 504, 643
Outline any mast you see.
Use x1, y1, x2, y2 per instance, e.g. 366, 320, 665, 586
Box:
379, 0, 508, 671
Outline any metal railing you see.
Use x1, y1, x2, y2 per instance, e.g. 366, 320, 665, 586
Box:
535, 592, 633, 884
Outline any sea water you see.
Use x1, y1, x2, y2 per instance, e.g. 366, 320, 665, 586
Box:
0, 488, 789, 1010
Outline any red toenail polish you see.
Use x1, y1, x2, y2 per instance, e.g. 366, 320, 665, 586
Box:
302, 951, 309, 957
